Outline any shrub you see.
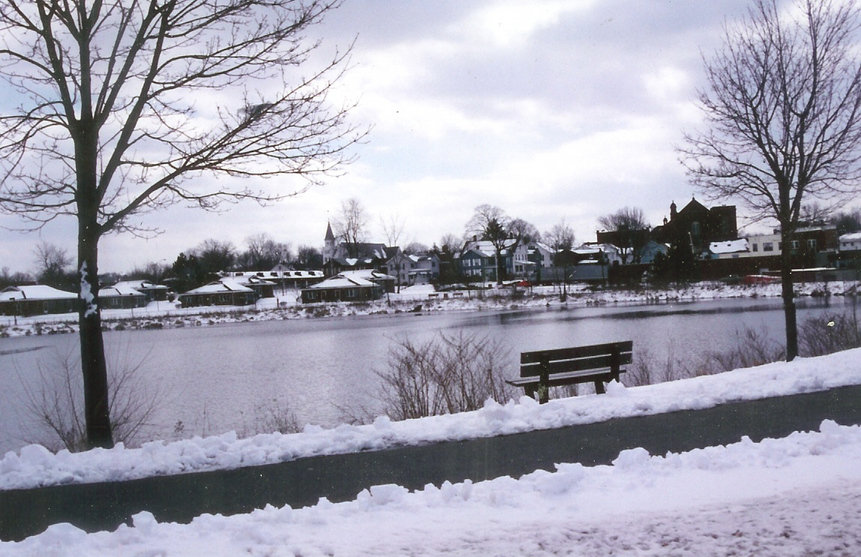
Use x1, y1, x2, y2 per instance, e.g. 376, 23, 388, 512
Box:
18, 345, 162, 452
799, 310, 861, 357
376, 330, 515, 421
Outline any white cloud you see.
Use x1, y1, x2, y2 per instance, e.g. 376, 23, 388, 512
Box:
456, 0, 595, 48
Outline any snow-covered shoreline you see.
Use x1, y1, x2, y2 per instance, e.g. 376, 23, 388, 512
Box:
0, 280, 855, 338
2, 346, 860, 491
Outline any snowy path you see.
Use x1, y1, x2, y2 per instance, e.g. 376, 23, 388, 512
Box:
4, 421, 860, 556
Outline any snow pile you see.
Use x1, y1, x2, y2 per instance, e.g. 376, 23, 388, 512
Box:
3, 420, 860, 555
2, 347, 860, 491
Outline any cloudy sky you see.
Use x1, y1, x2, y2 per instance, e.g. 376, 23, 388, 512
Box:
2, 0, 765, 275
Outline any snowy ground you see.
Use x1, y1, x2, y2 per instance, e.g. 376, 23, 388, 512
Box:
1, 279, 853, 337
3, 421, 859, 555
2, 348, 861, 554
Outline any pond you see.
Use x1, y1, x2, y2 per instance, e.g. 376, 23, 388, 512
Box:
0, 296, 853, 453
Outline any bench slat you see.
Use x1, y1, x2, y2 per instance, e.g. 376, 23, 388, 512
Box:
508, 368, 622, 387
520, 340, 633, 365
520, 353, 632, 377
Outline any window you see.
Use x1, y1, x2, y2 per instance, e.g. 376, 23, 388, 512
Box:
807, 239, 817, 250
691, 221, 701, 238
763, 242, 774, 252
752, 244, 758, 252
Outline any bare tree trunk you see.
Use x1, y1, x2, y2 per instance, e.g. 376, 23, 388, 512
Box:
78, 224, 114, 448
76, 127, 114, 449
781, 228, 799, 361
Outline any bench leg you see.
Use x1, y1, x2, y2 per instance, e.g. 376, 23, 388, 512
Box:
538, 382, 549, 404
594, 380, 605, 394
526, 385, 536, 400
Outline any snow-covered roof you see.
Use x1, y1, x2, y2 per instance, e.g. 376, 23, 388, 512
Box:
465, 239, 523, 256
181, 280, 253, 295
340, 269, 395, 281
114, 280, 169, 291
222, 270, 324, 279
839, 232, 861, 242
309, 275, 376, 289
0, 285, 76, 301
100, 284, 147, 297
710, 239, 749, 254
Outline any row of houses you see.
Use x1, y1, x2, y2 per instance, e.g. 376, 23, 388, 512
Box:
0, 281, 170, 317
318, 198, 861, 292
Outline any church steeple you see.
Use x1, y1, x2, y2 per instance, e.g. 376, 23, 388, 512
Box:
323, 221, 336, 263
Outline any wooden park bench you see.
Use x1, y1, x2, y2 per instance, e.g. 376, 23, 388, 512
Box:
507, 340, 633, 403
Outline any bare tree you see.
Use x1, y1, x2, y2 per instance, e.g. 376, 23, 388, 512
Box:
195, 239, 237, 275
333, 197, 368, 258
680, 0, 861, 360
598, 207, 649, 264
380, 213, 405, 248
239, 233, 290, 270
465, 204, 510, 283
403, 241, 428, 255
0, 1, 360, 448
544, 219, 575, 253
294, 244, 323, 269
833, 209, 861, 234
0, 267, 33, 289
34, 241, 73, 288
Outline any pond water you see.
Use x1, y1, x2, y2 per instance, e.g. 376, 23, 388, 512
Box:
0, 296, 853, 453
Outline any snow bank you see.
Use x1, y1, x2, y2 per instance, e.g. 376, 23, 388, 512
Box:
3, 420, 860, 555
2, 347, 860, 491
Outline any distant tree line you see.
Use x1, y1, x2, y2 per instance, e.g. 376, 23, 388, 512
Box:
6, 207, 860, 294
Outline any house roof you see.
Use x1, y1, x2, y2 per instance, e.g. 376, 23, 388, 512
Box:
181, 279, 254, 296
222, 269, 324, 279
840, 232, 861, 242
113, 280, 169, 292
100, 284, 147, 297
340, 269, 395, 281
308, 275, 376, 290
710, 239, 749, 254
0, 285, 77, 301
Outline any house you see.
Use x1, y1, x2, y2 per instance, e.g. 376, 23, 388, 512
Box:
322, 222, 390, 275
98, 283, 148, 309
221, 268, 325, 290
0, 285, 78, 316
837, 232, 861, 269
576, 243, 624, 266
386, 252, 440, 287
460, 239, 532, 282
527, 242, 555, 282
637, 240, 669, 265
113, 280, 170, 302
178, 279, 257, 307
652, 198, 738, 255
300, 270, 388, 303
747, 225, 839, 267
458, 246, 498, 282
595, 228, 651, 263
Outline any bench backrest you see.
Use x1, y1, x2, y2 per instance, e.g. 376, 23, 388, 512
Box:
520, 340, 633, 378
